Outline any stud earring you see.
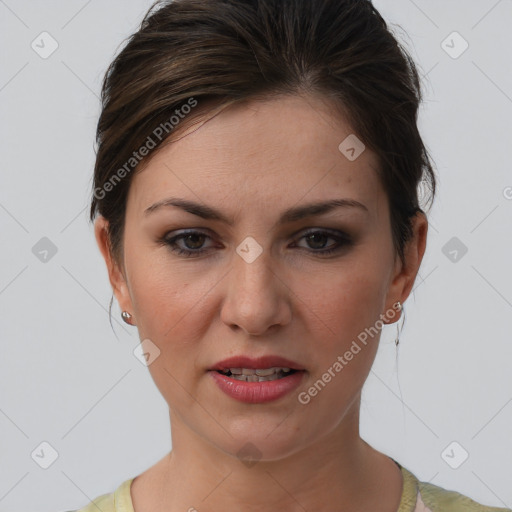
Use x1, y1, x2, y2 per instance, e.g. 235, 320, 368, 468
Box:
121, 311, 133, 325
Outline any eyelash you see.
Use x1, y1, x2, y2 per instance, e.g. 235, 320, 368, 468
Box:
158, 229, 353, 258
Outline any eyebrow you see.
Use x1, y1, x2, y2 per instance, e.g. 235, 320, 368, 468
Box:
144, 197, 369, 225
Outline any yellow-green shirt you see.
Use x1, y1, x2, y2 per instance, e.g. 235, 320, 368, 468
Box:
73, 460, 511, 511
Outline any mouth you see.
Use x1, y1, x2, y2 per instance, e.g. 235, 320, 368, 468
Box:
207, 355, 306, 403
208, 366, 306, 403
214, 367, 300, 382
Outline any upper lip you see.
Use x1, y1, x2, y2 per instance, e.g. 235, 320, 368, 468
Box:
209, 355, 305, 371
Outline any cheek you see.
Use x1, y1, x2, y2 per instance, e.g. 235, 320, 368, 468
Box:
126, 249, 227, 369
293, 259, 388, 347
292, 267, 386, 431
126, 256, 215, 406
131, 269, 211, 341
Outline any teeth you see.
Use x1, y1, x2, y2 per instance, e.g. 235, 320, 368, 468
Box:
233, 372, 284, 382
219, 367, 295, 382
255, 368, 278, 376
232, 367, 291, 376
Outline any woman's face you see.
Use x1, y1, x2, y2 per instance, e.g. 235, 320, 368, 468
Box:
96, 93, 426, 463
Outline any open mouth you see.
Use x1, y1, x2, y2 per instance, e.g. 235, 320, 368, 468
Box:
215, 368, 299, 382
209, 365, 305, 403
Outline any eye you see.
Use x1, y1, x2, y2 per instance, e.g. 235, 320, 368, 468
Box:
159, 230, 215, 258
292, 229, 353, 256
158, 228, 353, 258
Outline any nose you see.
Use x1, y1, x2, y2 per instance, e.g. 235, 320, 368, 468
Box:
220, 243, 292, 336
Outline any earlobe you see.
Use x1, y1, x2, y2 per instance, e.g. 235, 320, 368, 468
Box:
94, 216, 135, 321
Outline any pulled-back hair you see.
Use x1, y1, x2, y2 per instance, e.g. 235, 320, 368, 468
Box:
90, 0, 436, 269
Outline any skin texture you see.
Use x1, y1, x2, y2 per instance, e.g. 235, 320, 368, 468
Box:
95, 93, 428, 512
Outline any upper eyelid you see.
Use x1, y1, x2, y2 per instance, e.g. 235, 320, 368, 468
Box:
165, 227, 347, 240
166, 225, 348, 235
165, 227, 349, 247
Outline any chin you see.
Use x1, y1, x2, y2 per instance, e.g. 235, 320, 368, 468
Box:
210, 421, 308, 464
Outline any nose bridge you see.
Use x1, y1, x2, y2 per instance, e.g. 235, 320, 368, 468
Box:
221, 237, 289, 335
233, 239, 275, 304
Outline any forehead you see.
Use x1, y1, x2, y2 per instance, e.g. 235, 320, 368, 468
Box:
128, 94, 386, 222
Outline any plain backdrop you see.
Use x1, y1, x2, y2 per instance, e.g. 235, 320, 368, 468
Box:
0, 1, 511, 510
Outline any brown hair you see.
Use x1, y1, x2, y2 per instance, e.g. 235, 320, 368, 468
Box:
90, 0, 436, 271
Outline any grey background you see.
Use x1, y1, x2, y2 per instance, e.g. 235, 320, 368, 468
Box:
0, 0, 511, 510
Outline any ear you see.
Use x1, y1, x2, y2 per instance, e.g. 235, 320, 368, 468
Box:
384, 211, 428, 321
94, 216, 135, 324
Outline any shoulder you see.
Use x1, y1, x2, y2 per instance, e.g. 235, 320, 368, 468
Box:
72, 477, 135, 512
398, 463, 511, 512
417, 479, 511, 512
76, 492, 116, 512
74, 490, 115, 512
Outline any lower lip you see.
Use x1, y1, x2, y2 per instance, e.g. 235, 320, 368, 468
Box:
209, 370, 305, 403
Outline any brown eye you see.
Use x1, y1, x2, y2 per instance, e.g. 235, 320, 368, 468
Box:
294, 229, 352, 256
304, 232, 331, 250
161, 230, 215, 257
180, 233, 207, 250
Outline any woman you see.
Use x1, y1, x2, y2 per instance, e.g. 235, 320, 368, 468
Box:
78, 0, 509, 510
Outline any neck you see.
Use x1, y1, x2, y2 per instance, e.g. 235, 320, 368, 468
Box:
140, 403, 402, 511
